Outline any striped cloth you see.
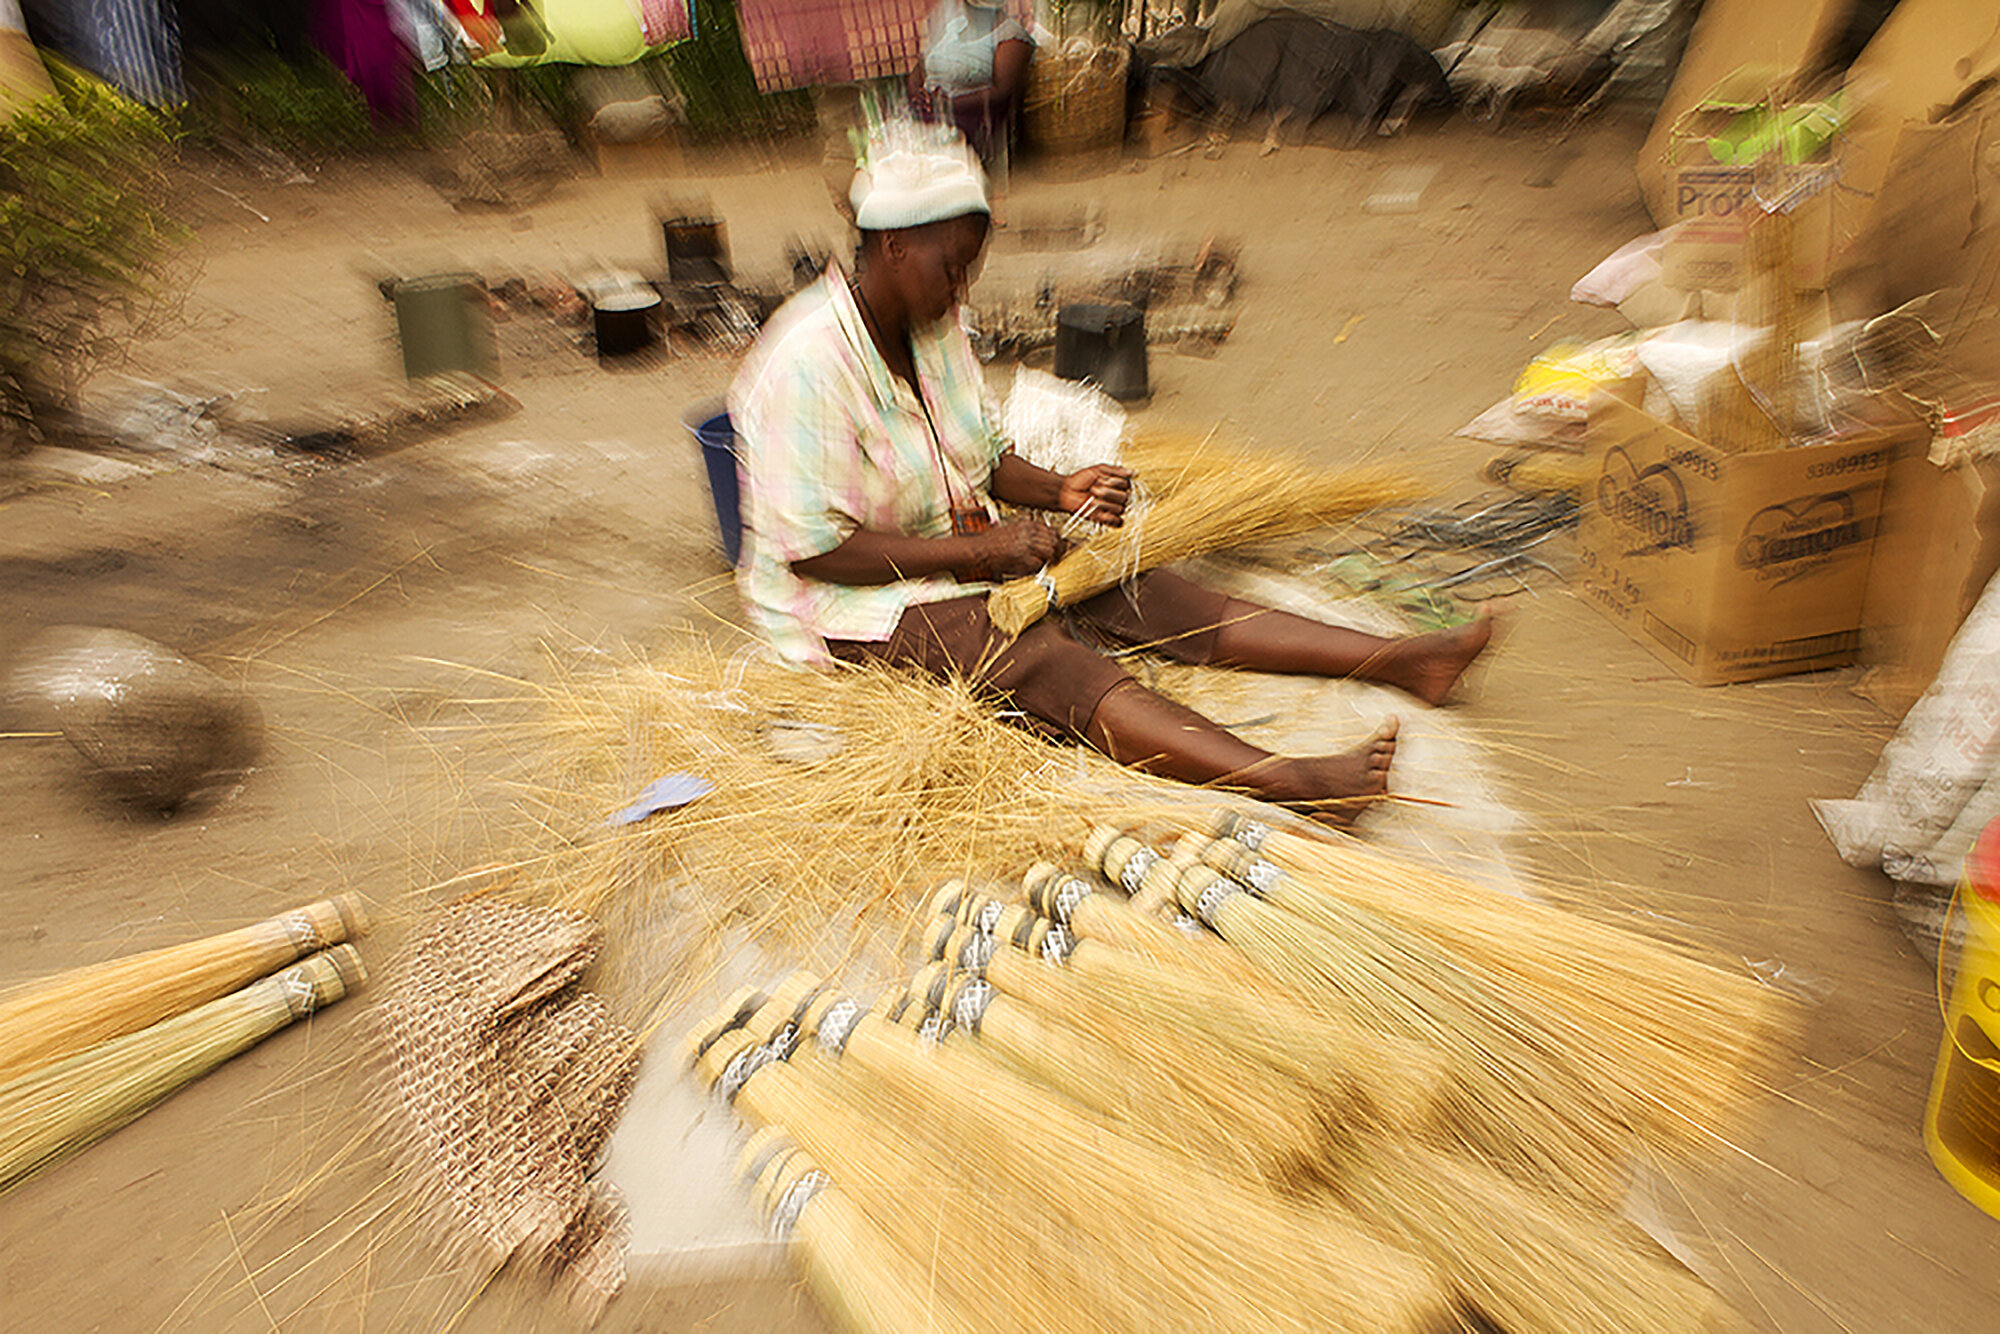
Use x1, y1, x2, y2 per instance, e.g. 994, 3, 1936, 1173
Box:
729, 268, 1007, 665
22, 0, 183, 106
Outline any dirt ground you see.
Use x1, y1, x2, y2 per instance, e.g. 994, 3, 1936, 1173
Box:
1, 107, 1996, 1332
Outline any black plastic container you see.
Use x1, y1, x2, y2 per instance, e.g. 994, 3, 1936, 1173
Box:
1054, 302, 1148, 401
594, 289, 660, 358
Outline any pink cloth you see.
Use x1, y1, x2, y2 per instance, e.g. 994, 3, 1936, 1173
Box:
736, 0, 931, 92
314, 0, 413, 126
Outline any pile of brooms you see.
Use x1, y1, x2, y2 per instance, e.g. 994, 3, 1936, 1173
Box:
686, 814, 1795, 1334
0, 896, 369, 1195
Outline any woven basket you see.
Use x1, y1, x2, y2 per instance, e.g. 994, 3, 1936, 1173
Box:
1022, 44, 1130, 155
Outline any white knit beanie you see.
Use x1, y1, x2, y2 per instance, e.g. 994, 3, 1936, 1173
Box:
850, 131, 990, 231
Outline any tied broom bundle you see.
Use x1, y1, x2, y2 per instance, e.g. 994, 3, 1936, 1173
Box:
696, 1026, 1123, 1331
985, 450, 1419, 637
925, 924, 1736, 1334
922, 909, 1736, 1334
739, 1129, 984, 1334
1167, 853, 1640, 1204
930, 965, 1335, 1188
1210, 812, 1799, 1158
1331, 1139, 1741, 1334
0, 895, 369, 1087
780, 987, 1456, 1334
933, 896, 1448, 1136
0, 944, 364, 1194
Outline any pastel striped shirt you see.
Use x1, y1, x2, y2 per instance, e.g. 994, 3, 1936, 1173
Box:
730, 270, 1006, 665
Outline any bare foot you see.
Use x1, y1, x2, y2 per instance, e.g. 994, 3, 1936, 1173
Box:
1387, 607, 1496, 707
1269, 717, 1398, 829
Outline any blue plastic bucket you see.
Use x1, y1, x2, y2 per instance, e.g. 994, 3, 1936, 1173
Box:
686, 400, 742, 566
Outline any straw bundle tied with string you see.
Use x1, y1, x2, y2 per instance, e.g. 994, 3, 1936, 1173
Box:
740, 1129, 984, 1334
0, 894, 369, 1087
930, 895, 1448, 1138
0, 945, 364, 1194
987, 431, 1421, 637
697, 1020, 1172, 1332
929, 886, 1739, 1334
696, 988, 1454, 1334
1163, 844, 1641, 1204
1208, 811, 1799, 1159
910, 954, 1332, 1188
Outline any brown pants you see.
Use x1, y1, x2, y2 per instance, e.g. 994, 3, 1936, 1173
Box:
826, 571, 1233, 738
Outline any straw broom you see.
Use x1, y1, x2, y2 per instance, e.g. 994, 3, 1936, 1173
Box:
986, 456, 1420, 636
696, 1026, 1128, 1332
1019, 855, 1243, 977
925, 923, 1735, 1334
936, 899, 1448, 1136
0, 945, 365, 1194
1335, 1140, 1739, 1334
1067, 828, 1293, 993
704, 1001, 1363, 1334
924, 912, 1734, 1333
1168, 856, 1639, 1203
785, 991, 1455, 1334
930, 966, 1334, 1187
1191, 832, 1740, 1163
739, 1130, 985, 1334
1209, 812, 1798, 1158
0, 895, 368, 1087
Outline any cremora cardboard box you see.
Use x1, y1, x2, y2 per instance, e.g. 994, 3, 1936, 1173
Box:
1580, 389, 1917, 685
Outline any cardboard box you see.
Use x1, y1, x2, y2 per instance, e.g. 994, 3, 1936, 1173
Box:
1856, 454, 2000, 718
1579, 389, 1914, 684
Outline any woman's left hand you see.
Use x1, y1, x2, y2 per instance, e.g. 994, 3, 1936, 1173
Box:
1057, 464, 1134, 527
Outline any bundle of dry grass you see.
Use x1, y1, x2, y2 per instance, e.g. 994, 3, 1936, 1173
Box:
740, 1130, 984, 1334
1207, 813, 1799, 1160
934, 898, 1447, 1136
927, 886, 1739, 1334
0, 946, 363, 1195
930, 964, 1333, 1188
987, 432, 1419, 636
506, 643, 1192, 1016
1168, 854, 1639, 1203
0, 895, 369, 1087
699, 990, 1453, 1334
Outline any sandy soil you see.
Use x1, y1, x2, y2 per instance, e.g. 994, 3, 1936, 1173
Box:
1, 109, 1995, 1332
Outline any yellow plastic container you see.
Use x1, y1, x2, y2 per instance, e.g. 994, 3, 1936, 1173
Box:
1923, 818, 2000, 1219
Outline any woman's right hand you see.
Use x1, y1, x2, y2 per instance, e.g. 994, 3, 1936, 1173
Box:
969, 517, 1060, 580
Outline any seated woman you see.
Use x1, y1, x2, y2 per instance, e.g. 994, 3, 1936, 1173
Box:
730, 131, 1490, 826
908, 0, 1034, 166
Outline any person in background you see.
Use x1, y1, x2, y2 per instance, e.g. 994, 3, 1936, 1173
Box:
729, 129, 1493, 828
907, 0, 1033, 168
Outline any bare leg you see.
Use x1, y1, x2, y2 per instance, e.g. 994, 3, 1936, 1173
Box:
1209, 601, 1494, 707
1086, 680, 1397, 828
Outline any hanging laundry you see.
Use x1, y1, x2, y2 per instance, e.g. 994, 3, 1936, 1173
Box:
19, 0, 184, 107
461, 0, 687, 67
387, 0, 464, 72
315, 0, 416, 126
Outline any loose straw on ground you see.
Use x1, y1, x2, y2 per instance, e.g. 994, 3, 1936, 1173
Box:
988, 435, 1419, 636
0, 895, 368, 1087
0, 945, 364, 1194
503, 643, 1193, 1019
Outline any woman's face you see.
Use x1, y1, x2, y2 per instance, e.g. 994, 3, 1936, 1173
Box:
893, 214, 990, 326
